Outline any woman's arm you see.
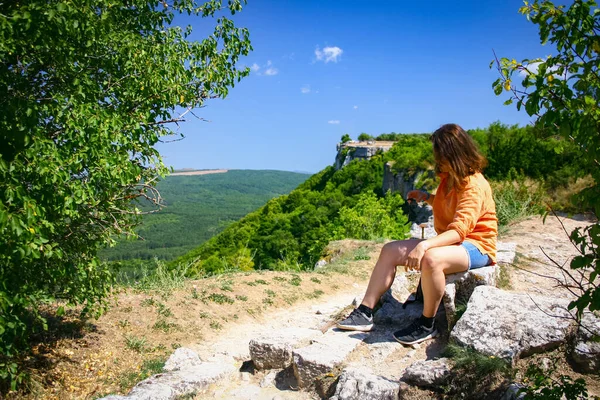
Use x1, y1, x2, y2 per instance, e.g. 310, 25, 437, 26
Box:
407, 190, 435, 206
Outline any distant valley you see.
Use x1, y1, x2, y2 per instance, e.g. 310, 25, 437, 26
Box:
100, 169, 310, 262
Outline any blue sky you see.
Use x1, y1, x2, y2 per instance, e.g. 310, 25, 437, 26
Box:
157, 0, 550, 174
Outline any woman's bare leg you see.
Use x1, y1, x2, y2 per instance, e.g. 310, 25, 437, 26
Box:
419, 245, 469, 317
361, 239, 422, 309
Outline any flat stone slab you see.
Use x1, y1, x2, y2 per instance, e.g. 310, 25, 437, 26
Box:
99, 362, 236, 400
293, 330, 368, 388
451, 286, 572, 364
330, 367, 400, 400
249, 327, 323, 370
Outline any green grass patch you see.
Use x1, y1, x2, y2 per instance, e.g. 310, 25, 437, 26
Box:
442, 344, 513, 398
124, 334, 148, 353
491, 179, 545, 233
152, 319, 178, 333
497, 264, 512, 290
116, 357, 165, 392
207, 293, 234, 304
235, 294, 248, 301
288, 275, 302, 286
307, 289, 325, 299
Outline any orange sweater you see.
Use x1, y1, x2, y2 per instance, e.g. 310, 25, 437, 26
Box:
432, 172, 498, 262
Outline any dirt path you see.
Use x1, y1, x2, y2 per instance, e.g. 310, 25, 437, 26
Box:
499, 213, 596, 298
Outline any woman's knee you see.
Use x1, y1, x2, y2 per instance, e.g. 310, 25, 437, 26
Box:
380, 240, 413, 264
420, 251, 444, 274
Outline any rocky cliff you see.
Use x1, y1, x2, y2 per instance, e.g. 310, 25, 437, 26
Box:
335, 141, 434, 224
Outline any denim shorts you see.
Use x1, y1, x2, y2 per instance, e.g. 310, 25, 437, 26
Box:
461, 241, 492, 270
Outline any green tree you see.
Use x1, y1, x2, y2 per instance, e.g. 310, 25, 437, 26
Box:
340, 133, 352, 143
358, 133, 374, 141
492, 0, 599, 315
0, 0, 251, 388
337, 191, 409, 241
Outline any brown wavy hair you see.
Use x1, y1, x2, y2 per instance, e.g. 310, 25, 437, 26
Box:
430, 123, 487, 189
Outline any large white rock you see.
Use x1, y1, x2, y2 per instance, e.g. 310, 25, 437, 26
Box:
163, 347, 202, 372
451, 286, 572, 364
99, 362, 236, 400
330, 367, 400, 400
380, 273, 411, 304
443, 265, 499, 327
571, 311, 600, 373
249, 327, 323, 370
292, 331, 367, 388
401, 358, 452, 388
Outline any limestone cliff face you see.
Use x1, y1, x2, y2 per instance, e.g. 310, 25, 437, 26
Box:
334, 141, 395, 170
335, 141, 434, 224
334, 141, 433, 197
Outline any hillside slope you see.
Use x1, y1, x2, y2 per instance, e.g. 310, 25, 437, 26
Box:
100, 170, 310, 262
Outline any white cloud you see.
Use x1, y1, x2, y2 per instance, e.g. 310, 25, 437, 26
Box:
518, 61, 541, 77
301, 85, 311, 94
267, 60, 272, 66
328, 120, 340, 124
315, 46, 343, 63
264, 67, 279, 76
353, 105, 358, 110
251, 63, 260, 72
518, 61, 563, 78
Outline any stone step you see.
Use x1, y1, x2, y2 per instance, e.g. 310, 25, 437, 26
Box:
292, 329, 368, 389
249, 327, 324, 370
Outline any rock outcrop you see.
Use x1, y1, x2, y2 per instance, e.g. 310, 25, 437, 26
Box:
334, 141, 395, 170
451, 286, 573, 364
400, 358, 452, 388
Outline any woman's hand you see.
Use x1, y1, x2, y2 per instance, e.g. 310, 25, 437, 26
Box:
407, 190, 429, 203
406, 242, 428, 271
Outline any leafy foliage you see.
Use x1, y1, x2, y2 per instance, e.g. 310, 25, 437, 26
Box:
519, 362, 590, 400
470, 122, 587, 188
0, 0, 250, 390
338, 191, 409, 240
492, 0, 600, 315
357, 133, 374, 141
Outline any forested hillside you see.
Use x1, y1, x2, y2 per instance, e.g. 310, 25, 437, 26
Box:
101, 170, 309, 262
174, 122, 590, 276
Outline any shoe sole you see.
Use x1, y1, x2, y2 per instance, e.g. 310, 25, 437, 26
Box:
335, 323, 373, 332
393, 330, 438, 345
